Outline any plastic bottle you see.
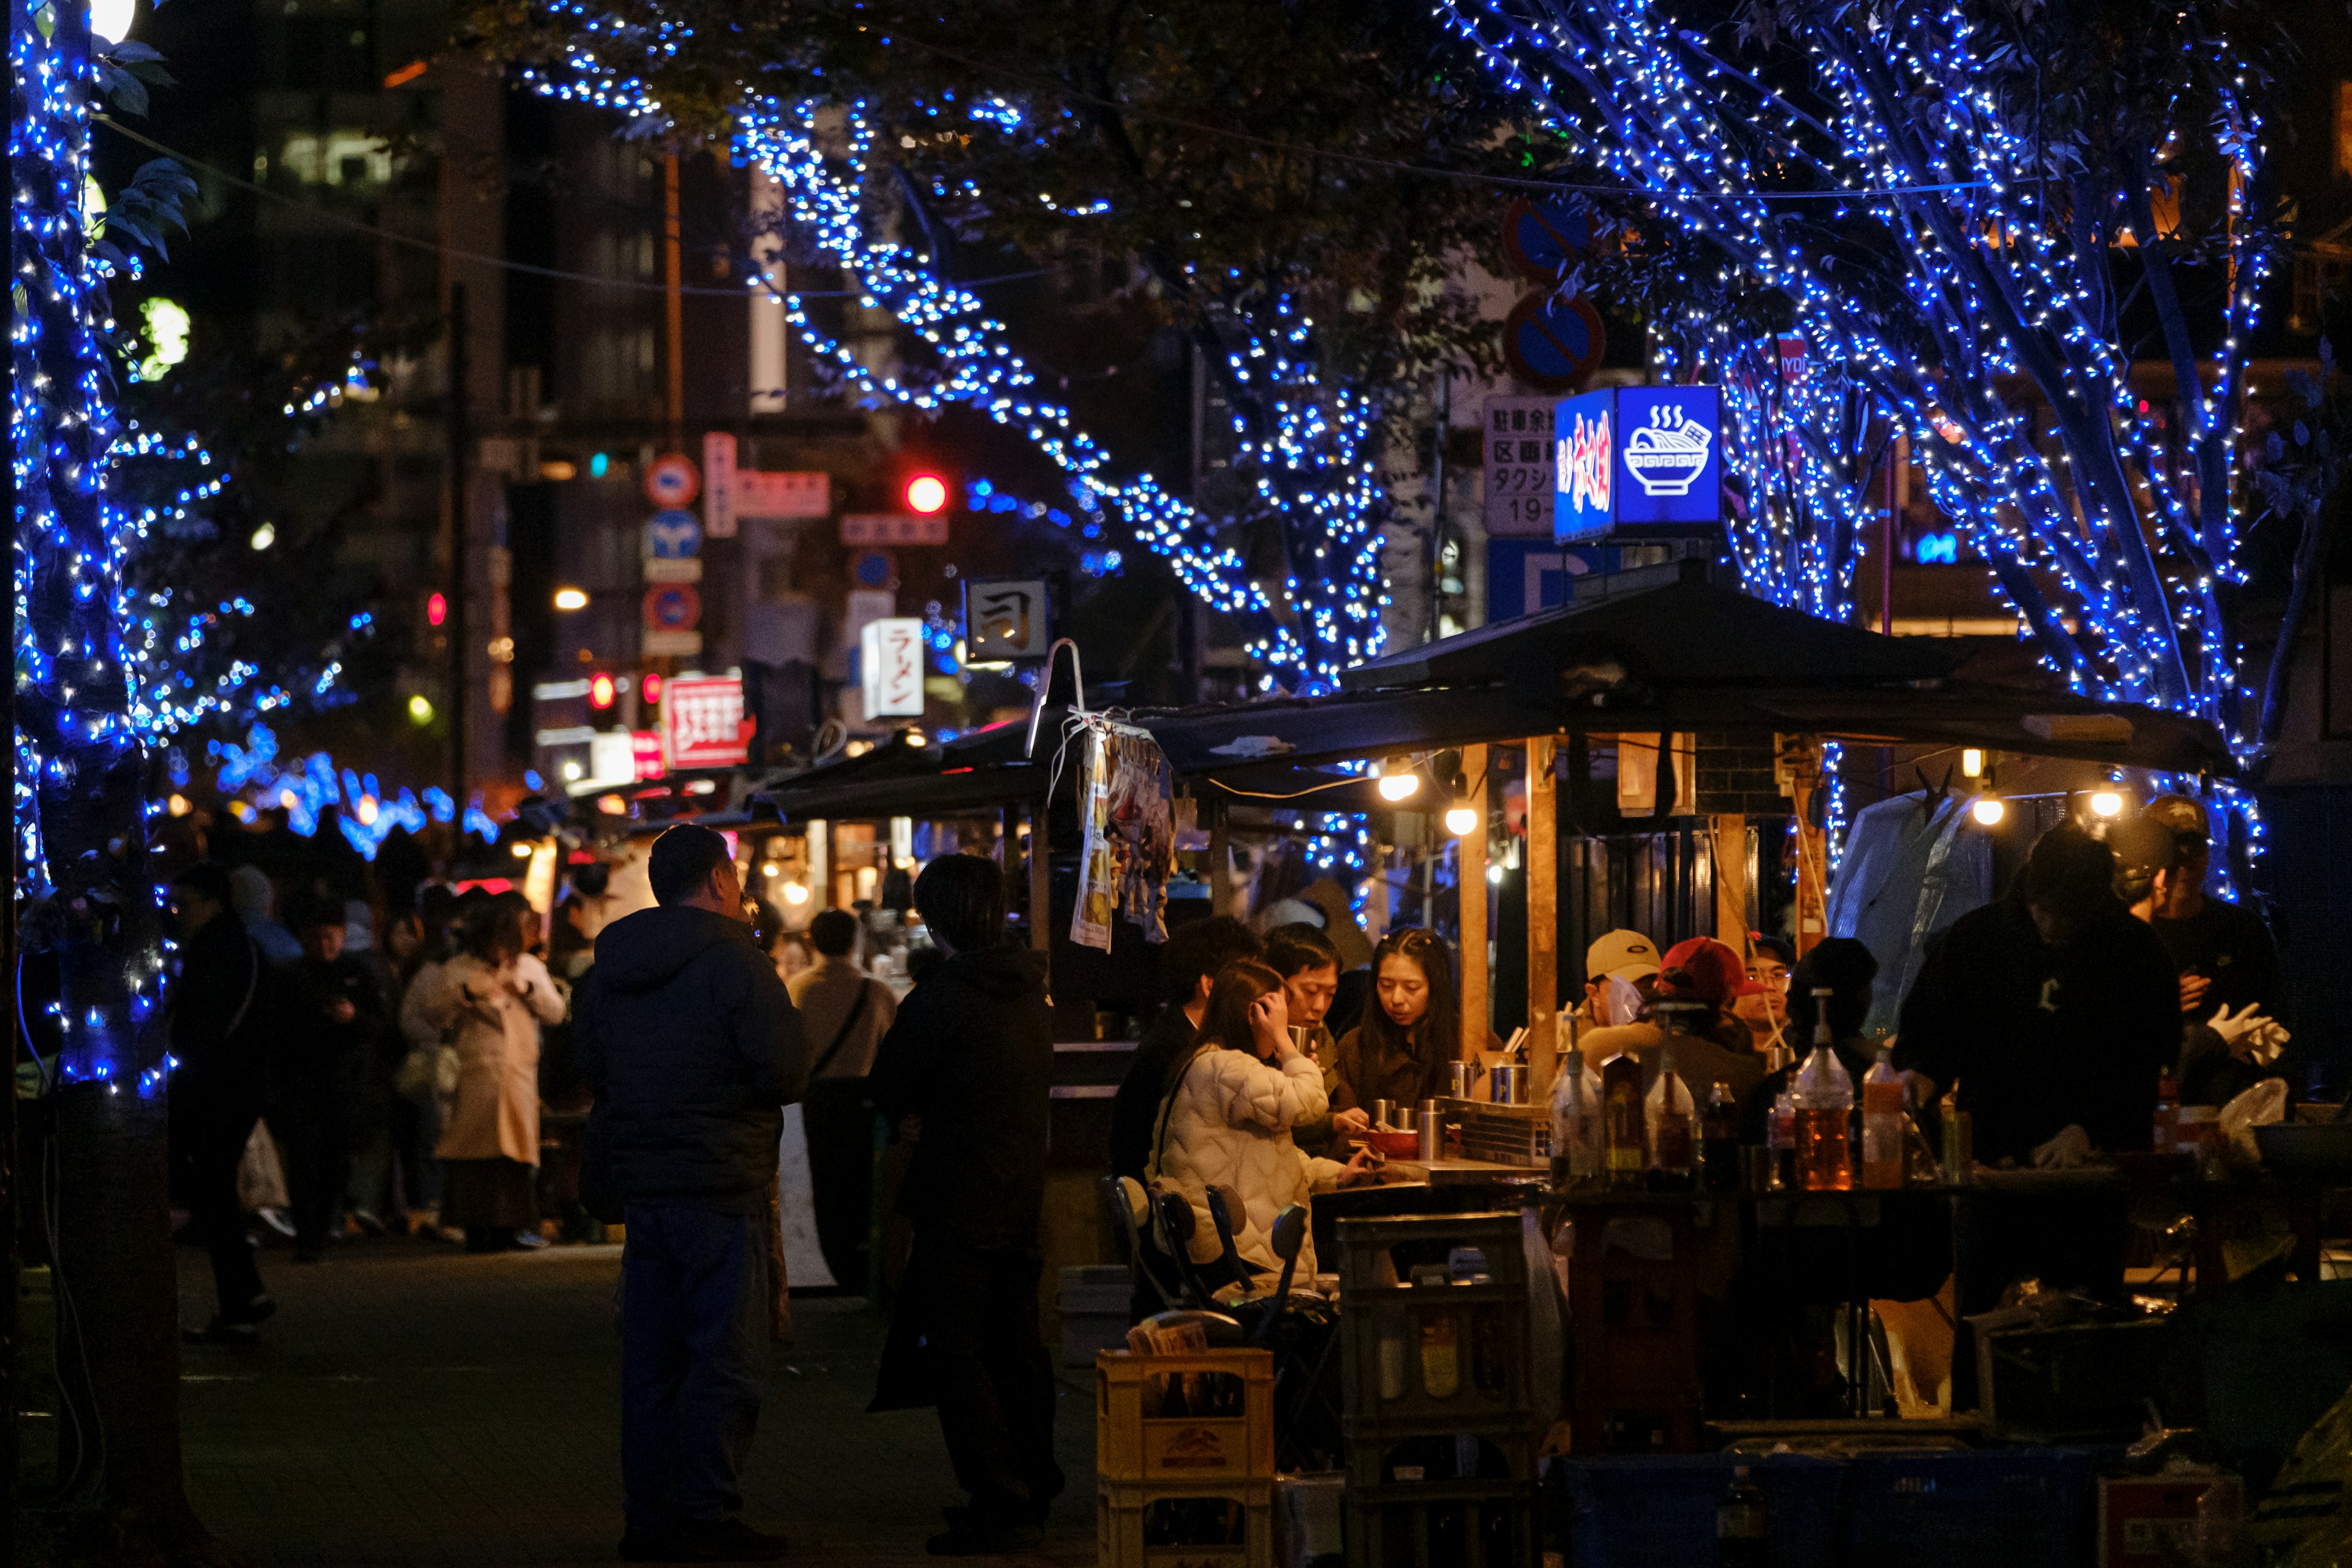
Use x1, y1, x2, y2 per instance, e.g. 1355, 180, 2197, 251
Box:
1717, 1463, 1768, 1568
1794, 990, 1854, 1191
1646, 1069, 1697, 1186
1861, 1047, 1905, 1189
1602, 1053, 1646, 1189
2152, 1070, 2179, 1155
1701, 1080, 1741, 1192
1550, 1056, 1586, 1187
1769, 1090, 1798, 1190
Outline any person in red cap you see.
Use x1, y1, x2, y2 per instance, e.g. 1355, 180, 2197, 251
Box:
1578, 936, 1768, 1109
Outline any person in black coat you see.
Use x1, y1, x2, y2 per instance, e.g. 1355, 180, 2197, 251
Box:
576, 825, 809, 1565
167, 864, 276, 1343
869, 854, 1063, 1556
1895, 824, 2180, 1166
276, 897, 385, 1261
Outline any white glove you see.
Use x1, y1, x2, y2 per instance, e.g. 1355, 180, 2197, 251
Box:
2031, 1123, 2094, 1170
2208, 1003, 2290, 1063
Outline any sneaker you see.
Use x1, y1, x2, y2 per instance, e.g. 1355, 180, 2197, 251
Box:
925, 1523, 1041, 1556
256, 1207, 297, 1240
510, 1229, 551, 1251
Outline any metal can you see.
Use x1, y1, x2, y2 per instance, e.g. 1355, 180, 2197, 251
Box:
1447, 1061, 1477, 1098
1418, 1101, 1446, 1162
1491, 1065, 1529, 1105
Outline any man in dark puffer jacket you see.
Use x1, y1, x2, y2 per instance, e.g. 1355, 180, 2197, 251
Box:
870, 854, 1062, 1555
578, 824, 809, 1564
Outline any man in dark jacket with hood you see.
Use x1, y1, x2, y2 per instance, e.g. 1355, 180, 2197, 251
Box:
869, 854, 1061, 1555
577, 825, 809, 1564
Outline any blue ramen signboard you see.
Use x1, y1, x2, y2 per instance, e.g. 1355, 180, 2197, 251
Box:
1553, 386, 1724, 543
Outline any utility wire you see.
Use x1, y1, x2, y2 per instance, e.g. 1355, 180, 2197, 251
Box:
94, 115, 1058, 298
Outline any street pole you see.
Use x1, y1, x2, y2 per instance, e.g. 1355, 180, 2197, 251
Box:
447, 282, 470, 812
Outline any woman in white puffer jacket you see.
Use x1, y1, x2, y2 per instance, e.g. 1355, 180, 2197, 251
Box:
1147, 959, 1377, 1283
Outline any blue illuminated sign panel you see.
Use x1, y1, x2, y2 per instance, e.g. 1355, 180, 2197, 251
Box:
1553, 385, 1724, 543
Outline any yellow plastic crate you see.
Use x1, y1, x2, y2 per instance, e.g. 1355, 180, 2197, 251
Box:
1096, 1348, 1277, 1485
1097, 1476, 1274, 1568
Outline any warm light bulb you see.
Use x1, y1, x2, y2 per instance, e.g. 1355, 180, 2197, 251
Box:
1376, 772, 1420, 802
406, 694, 434, 724
554, 587, 590, 611
249, 522, 276, 551
1970, 797, 2006, 826
1444, 803, 1479, 836
2089, 791, 2124, 819
782, 882, 810, 905
166, 793, 190, 816
90, 0, 135, 41
1961, 747, 1985, 778
511, 840, 533, 859
760, 862, 780, 878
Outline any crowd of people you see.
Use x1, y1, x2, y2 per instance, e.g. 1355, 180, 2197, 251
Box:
156, 791, 2296, 1561
167, 859, 590, 1344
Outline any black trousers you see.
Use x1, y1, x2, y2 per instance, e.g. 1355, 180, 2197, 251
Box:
916, 1244, 1063, 1524
281, 1089, 350, 1253
171, 1080, 267, 1319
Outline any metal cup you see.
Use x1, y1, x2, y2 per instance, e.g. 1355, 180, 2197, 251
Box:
1447, 1061, 1477, 1099
1418, 1101, 1446, 1163
1373, 1098, 1394, 1130
1491, 1065, 1529, 1105
1289, 1025, 1313, 1055
1393, 1106, 1417, 1135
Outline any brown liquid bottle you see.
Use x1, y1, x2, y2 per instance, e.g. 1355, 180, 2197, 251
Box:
1602, 1052, 1646, 1189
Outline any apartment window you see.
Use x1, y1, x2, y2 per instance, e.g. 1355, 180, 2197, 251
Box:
279, 131, 391, 186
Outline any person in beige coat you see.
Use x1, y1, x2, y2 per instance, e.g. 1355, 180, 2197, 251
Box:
1147, 959, 1376, 1283
423, 895, 565, 1251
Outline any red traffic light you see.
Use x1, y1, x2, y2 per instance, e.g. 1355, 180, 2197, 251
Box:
640, 671, 663, 705
904, 473, 949, 515
589, 673, 617, 709
426, 591, 447, 627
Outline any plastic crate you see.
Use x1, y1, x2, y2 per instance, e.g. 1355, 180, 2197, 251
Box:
1346, 1479, 1539, 1568
1841, 1449, 2096, 1568
1099, 1476, 1275, 1568
1335, 1213, 1532, 1438
1549, 1454, 1846, 1568
1098, 1349, 1278, 1485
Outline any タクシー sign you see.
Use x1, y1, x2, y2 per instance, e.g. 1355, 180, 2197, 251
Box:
1482, 396, 1558, 538
1554, 385, 1723, 544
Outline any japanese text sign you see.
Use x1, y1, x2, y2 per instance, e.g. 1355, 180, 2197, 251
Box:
662, 676, 751, 770
1554, 385, 1723, 543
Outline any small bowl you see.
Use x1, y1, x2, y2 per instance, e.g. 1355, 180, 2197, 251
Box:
1365, 1129, 1420, 1161
2255, 1122, 2352, 1180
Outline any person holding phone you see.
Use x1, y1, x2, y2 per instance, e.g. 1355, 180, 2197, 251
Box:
1147, 960, 1378, 1284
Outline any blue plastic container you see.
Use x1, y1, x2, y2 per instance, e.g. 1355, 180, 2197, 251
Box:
1552, 1454, 1846, 1568
1839, 1449, 2095, 1568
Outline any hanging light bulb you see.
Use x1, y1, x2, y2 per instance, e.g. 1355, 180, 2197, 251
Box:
1961, 748, 1986, 779
2089, 790, 2125, 819
1444, 800, 1479, 836
1375, 756, 1420, 802
1970, 797, 2007, 826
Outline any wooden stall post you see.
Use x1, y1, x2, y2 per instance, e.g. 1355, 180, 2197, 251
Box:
1776, 736, 1830, 958
1458, 744, 1489, 1062
1027, 796, 1051, 960
1711, 813, 1751, 956
1207, 805, 1232, 918
1526, 735, 1559, 1095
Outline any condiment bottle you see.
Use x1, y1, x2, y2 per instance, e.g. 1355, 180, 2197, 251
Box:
1549, 1058, 1602, 1188
1646, 1069, 1697, 1187
1717, 1463, 1768, 1568
1861, 1047, 1905, 1189
1793, 989, 1854, 1191
1602, 1053, 1646, 1189
1939, 1082, 1972, 1184
1770, 1090, 1798, 1190
1701, 1080, 1741, 1192
2152, 1070, 2179, 1155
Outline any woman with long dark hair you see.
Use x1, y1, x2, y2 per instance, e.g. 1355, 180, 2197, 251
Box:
1330, 927, 1470, 1115
1146, 960, 1376, 1279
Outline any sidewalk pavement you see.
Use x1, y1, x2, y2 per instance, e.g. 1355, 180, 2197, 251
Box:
178, 1238, 1098, 1567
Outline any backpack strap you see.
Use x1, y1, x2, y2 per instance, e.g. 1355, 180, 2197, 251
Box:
809, 978, 876, 1081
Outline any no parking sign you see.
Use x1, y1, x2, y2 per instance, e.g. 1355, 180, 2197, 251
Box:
644, 452, 699, 510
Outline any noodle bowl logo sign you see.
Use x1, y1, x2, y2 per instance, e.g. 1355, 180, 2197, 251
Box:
1553, 386, 1724, 543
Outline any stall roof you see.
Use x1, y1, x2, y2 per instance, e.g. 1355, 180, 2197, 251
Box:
1340, 559, 1954, 695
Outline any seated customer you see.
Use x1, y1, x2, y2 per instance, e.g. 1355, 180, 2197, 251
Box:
1330, 928, 1481, 1117
1107, 916, 1262, 1182
1581, 938, 1766, 1109
1741, 938, 1879, 1143
1147, 960, 1376, 1280
1264, 923, 1371, 1155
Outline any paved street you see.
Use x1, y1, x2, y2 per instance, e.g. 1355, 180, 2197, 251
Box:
176, 1239, 1098, 1567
